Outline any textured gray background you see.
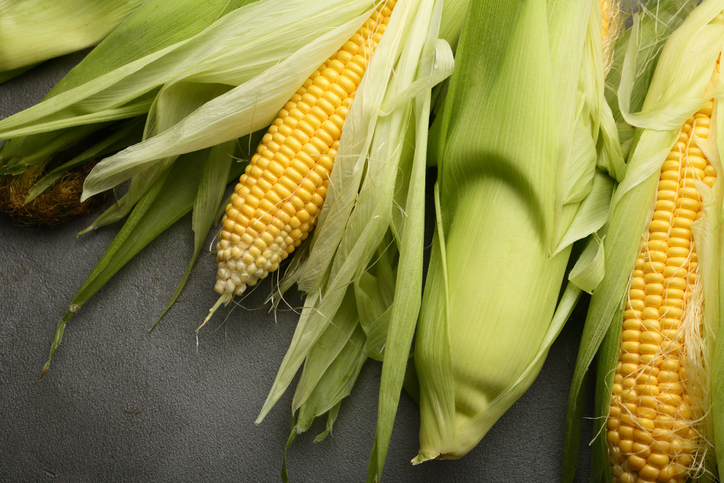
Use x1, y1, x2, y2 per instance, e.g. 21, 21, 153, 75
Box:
0, 51, 594, 482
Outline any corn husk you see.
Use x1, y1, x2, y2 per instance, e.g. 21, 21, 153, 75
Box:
563, 1, 724, 480
0, 0, 143, 81
410, 0, 620, 463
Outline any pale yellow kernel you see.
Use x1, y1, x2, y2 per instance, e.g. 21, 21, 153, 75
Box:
660, 162, 679, 173
637, 407, 658, 421
657, 190, 676, 202
305, 202, 318, 216
648, 220, 670, 233
660, 170, 679, 181
309, 106, 328, 122
679, 186, 702, 200
321, 120, 342, 139
619, 424, 636, 440
640, 332, 663, 345
643, 295, 663, 307
297, 210, 311, 223
278, 176, 298, 193
316, 98, 336, 116
628, 454, 647, 471
638, 464, 660, 481
310, 136, 330, 154
665, 257, 688, 269
656, 465, 676, 481
328, 59, 346, 73
648, 252, 667, 264
662, 288, 684, 301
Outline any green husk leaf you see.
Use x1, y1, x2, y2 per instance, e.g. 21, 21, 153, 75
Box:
597, 100, 627, 181
47, 0, 255, 96
0, 0, 143, 74
590, 306, 623, 483
25, 117, 145, 203
314, 403, 342, 442
553, 170, 616, 256
460, 282, 583, 451
80, 1, 376, 199
693, 87, 724, 480
0, 0, 257, 176
1, 123, 108, 175
149, 140, 238, 330
84, 82, 233, 231
568, 231, 606, 294
41, 146, 244, 377
415, 0, 601, 462
295, 325, 368, 433
1, 0, 363, 146
604, 0, 699, 125
563, 122, 599, 205
411, 181, 454, 464
368, 66, 432, 483
0, 99, 154, 139
282, 326, 366, 482
291, 287, 361, 414
617, 7, 723, 133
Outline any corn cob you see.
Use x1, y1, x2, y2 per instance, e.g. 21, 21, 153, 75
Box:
606, 60, 720, 483
214, 0, 396, 298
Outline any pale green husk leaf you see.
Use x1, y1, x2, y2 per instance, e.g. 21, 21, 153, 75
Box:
0, 0, 256, 177
0, 0, 142, 74
41, 145, 247, 377
79, 0, 377, 199
569, 231, 607, 294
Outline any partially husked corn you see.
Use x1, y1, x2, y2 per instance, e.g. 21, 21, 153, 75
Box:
214, 0, 397, 296
606, 73, 719, 482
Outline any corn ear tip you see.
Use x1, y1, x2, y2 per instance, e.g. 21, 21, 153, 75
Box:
38, 363, 50, 381
197, 292, 233, 331
411, 452, 437, 465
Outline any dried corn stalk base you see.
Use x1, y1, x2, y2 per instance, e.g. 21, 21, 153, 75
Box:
214, 0, 396, 297
606, 66, 720, 482
0, 163, 104, 226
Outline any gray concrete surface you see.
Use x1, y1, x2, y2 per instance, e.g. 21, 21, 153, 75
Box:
0, 50, 593, 482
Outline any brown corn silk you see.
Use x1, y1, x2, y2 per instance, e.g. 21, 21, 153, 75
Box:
214, 0, 396, 297
607, 60, 720, 483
